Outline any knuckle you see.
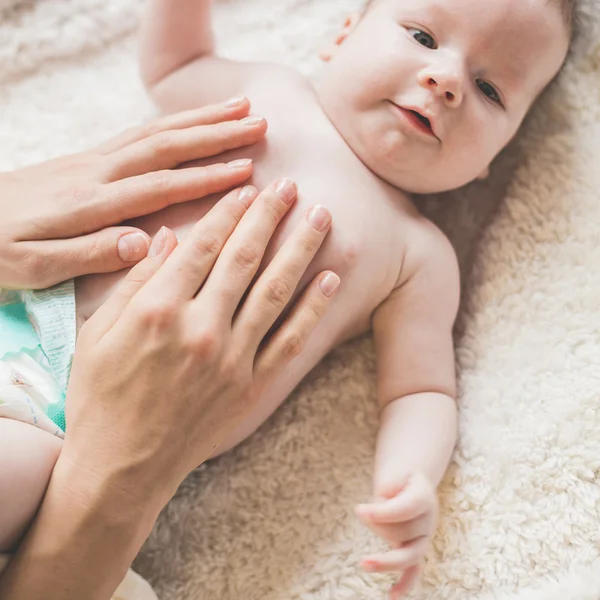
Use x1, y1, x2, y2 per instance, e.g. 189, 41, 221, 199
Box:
137, 299, 179, 330
148, 132, 172, 157
265, 277, 292, 309
141, 119, 163, 138
184, 328, 222, 361
148, 170, 171, 193
83, 234, 107, 268
233, 243, 261, 272
299, 234, 321, 255
191, 233, 221, 258
66, 183, 99, 208
263, 198, 283, 225
280, 331, 304, 362
306, 295, 326, 321
147, 171, 175, 204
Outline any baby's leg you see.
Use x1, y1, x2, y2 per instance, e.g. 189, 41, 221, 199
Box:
0, 418, 62, 552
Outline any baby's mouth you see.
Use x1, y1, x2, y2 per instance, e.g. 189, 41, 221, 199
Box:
390, 102, 439, 140
409, 110, 431, 130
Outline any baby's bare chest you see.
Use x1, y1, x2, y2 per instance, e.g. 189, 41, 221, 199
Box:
77, 106, 409, 339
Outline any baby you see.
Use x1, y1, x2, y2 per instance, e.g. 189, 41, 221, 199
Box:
0, 0, 573, 593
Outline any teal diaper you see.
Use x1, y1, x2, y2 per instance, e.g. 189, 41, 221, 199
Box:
0, 281, 76, 438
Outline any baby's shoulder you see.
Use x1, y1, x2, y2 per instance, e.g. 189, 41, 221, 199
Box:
242, 62, 314, 103
397, 214, 460, 291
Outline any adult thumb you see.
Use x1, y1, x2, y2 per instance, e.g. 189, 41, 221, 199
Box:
23, 227, 151, 288
81, 227, 178, 336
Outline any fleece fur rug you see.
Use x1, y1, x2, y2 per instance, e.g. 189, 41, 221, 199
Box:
1, 0, 599, 598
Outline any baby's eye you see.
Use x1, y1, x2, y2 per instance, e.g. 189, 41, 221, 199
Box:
407, 27, 437, 49
476, 79, 503, 106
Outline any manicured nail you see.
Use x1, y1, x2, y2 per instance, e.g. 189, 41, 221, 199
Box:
238, 185, 258, 208
319, 272, 340, 297
118, 232, 149, 262
242, 116, 266, 126
148, 227, 167, 258
227, 158, 252, 169
308, 205, 331, 231
276, 178, 297, 204
225, 96, 245, 107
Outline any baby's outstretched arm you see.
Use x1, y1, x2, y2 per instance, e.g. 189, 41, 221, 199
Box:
356, 225, 460, 597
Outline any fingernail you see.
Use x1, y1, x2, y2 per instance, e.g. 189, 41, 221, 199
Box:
308, 205, 331, 231
276, 178, 297, 204
227, 158, 253, 169
319, 272, 340, 297
118, 232, 149, 262
225, 96, 245, 107
242, 115, 266, 126
148, 227, 167, 258
362, 560, 378, 572
238, 185, 258, 208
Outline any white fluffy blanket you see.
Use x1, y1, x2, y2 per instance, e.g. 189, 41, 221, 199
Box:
1, 1, 599, 599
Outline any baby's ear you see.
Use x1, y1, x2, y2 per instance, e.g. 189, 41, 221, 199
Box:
319, 13, 362, 62
476, 165, 490, 180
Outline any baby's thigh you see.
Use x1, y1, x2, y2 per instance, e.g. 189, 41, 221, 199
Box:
0, 418, 63, 552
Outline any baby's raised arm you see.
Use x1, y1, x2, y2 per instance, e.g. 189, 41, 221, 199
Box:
355, 222, 460, 594
139, 0, 215, 90
139, 0, 285, 112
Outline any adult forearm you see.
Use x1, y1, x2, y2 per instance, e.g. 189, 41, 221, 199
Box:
0, 450, 170, 600
373, 392, 457, 495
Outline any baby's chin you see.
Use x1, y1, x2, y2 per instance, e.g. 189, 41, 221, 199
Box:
324, 103, 483, 195
348, 143, 457, 195
353, 137, 489, 194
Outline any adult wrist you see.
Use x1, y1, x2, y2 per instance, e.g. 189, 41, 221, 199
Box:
58, 440, 179, 518
0, 449, 170, 600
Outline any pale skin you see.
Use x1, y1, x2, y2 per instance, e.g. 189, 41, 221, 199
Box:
1, 0, 570, 596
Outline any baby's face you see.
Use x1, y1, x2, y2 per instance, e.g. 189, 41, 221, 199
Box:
317, 0, 570, 194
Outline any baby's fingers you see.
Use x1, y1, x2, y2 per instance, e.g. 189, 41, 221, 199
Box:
356, 477, 433, 523
390, 565, 422, 600
361, 537, 428, 573
356, 511, 432, 546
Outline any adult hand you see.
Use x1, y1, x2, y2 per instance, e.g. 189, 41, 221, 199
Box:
0, 178, 339, 600
0, 96, 265, 289
64, 177, 338, 500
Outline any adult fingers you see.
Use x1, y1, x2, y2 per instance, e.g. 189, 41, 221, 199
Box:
198, 179, 300, 319
86, 228, 179, 337
94, 161, 254, 225
361, 537, 428, 573
138, 186, 258, 302
12, 227, 153, 289
253, 270, 340, 388
95, 98, 251, 155
233, 203, 332, 354
105, 116, 267, 181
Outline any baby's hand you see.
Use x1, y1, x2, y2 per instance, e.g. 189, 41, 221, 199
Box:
355, 472, 438, 599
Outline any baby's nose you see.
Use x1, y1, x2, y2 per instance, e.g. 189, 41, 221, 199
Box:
418, 69, 463, 107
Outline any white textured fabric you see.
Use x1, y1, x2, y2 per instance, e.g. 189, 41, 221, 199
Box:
0, 1, 599, 599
